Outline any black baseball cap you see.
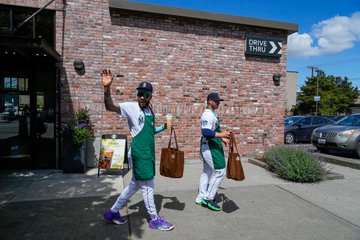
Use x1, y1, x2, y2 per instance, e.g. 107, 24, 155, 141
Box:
207, 92, 224, 101
136, 82, 153, 92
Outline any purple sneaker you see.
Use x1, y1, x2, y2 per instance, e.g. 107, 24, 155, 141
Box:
103, 209, 127, 225
149, 216, 174, 231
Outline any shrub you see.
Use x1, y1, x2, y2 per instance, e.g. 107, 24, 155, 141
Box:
264, 146, 323, 183
71, 108, 94, 147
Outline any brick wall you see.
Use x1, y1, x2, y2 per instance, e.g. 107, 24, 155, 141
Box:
6, 0, 287, 160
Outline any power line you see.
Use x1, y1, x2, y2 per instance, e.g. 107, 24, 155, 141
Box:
316, 58, 360, 67
295, 57, 360, 71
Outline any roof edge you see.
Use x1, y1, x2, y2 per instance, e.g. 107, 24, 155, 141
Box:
109, 0, 298, 35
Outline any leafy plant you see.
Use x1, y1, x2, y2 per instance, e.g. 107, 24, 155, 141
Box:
71, 108, 94, 147
264, 146, 324, 183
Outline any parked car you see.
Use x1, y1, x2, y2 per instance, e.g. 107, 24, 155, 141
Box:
284, 116, 334, 144
324, 115, 345, 122
284, 116, 304, 126
2, 105, 16, 121
312, 113, 360, 157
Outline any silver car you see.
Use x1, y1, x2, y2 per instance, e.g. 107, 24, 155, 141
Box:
312, 114, 360, 157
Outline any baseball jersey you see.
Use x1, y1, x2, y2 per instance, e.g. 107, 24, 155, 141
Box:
119, 102, 154, 137
200, 108, 219, 134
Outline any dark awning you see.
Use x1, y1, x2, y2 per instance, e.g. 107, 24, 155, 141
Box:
0, 37, 61, 62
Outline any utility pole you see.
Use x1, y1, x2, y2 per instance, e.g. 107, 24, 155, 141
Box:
315, 68, 321, 116
308, 66, 321, 115
307, 65, 316, 78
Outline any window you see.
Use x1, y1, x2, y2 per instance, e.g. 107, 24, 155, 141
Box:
2, 76, 28, 91
313, 117, 328, 125
298, 118, 311, 126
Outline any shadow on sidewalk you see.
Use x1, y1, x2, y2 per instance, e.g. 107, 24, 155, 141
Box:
126, 194, 185, 238
217, 193, 239, 213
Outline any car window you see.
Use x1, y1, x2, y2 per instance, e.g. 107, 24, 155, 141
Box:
337, 115, 360, 126
284, 116, 303, 125
298, 118, 311, 125
353, 116, 360, 126
312, 117, 328, 125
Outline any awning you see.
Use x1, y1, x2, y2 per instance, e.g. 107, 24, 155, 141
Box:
0, 37, 61, 62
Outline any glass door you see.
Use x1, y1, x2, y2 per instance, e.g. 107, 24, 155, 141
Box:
0, 73, 32, 168
0, 65, 56, 169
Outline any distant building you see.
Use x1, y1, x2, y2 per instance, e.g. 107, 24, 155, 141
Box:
351, 90, 360, 113
285, 71, 298, 114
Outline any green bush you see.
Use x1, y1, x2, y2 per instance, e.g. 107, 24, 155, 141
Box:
71, 108, 94, 147
264, 146, 323, 183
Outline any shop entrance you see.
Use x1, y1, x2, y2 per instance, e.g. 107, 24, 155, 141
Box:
0, 64, 57, 169
0, 4, 59, 169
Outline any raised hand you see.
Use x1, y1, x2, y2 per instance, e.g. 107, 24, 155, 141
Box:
101, 69, 113, 88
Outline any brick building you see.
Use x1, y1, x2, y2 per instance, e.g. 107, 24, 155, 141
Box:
0, 0, 298, 170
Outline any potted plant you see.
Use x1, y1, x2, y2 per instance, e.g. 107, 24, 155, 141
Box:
62, 107, 94, 173
71, 108, 94, 147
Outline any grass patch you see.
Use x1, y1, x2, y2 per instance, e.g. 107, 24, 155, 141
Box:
264, 146, 324, 183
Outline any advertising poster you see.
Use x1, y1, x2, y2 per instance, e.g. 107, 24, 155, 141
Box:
99, 134, 127, 170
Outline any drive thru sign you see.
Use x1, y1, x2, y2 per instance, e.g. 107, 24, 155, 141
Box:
245, 36, 282, 57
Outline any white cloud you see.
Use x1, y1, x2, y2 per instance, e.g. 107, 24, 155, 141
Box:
287, 11, 360, 58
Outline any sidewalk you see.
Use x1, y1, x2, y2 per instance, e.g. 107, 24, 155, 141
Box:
0, 160, 360, 240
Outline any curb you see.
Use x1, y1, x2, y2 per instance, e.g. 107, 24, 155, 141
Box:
312, 152, 360, 170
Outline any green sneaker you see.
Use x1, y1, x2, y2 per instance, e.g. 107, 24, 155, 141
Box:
201, 198, 221, 211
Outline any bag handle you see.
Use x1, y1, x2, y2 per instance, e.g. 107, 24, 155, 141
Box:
229, 133, 239, 154
168, 127, 179, 150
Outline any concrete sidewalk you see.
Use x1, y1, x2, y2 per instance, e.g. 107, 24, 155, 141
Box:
0, 160, 360, 240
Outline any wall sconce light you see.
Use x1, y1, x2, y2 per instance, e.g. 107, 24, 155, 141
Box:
273, 74, 281, 86
73, 59, 84, 71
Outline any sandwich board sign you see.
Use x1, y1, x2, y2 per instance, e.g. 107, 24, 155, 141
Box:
98, 134, 128, 176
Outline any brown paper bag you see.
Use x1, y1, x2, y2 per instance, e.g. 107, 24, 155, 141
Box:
160, 127, 184, 178
226, 133, 245, 181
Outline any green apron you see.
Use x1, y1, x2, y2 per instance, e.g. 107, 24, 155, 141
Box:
203, 112, 225, 169
131, 111, 155, 180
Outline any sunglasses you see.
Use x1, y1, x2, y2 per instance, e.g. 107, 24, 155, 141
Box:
137, 90, 152, 98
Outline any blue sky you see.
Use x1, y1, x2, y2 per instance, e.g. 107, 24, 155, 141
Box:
130, 0, 360, 89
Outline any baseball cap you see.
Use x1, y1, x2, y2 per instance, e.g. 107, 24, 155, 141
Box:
136, 82, 153, 92
207, 92, 224, 101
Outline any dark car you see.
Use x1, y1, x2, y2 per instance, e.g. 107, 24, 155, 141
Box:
312, 113, 360, 157
324, 115, 345, 122
284, 116, 304, 126
284, 116, 334, 144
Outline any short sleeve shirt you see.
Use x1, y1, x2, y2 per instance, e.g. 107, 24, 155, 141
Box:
200, 108, 219, 131
119, 102, 153, 138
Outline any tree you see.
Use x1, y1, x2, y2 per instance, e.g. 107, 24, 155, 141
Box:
293, 71, 358, 115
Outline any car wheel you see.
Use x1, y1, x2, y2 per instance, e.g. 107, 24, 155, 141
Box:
356, 141, 360, 158
285, 132, 295, 144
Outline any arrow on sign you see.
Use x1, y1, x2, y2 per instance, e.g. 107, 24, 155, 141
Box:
269, 41, 282, 54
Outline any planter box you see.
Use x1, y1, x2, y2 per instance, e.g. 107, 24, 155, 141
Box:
62, 135, 86, 173
86, 137, 101, 168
